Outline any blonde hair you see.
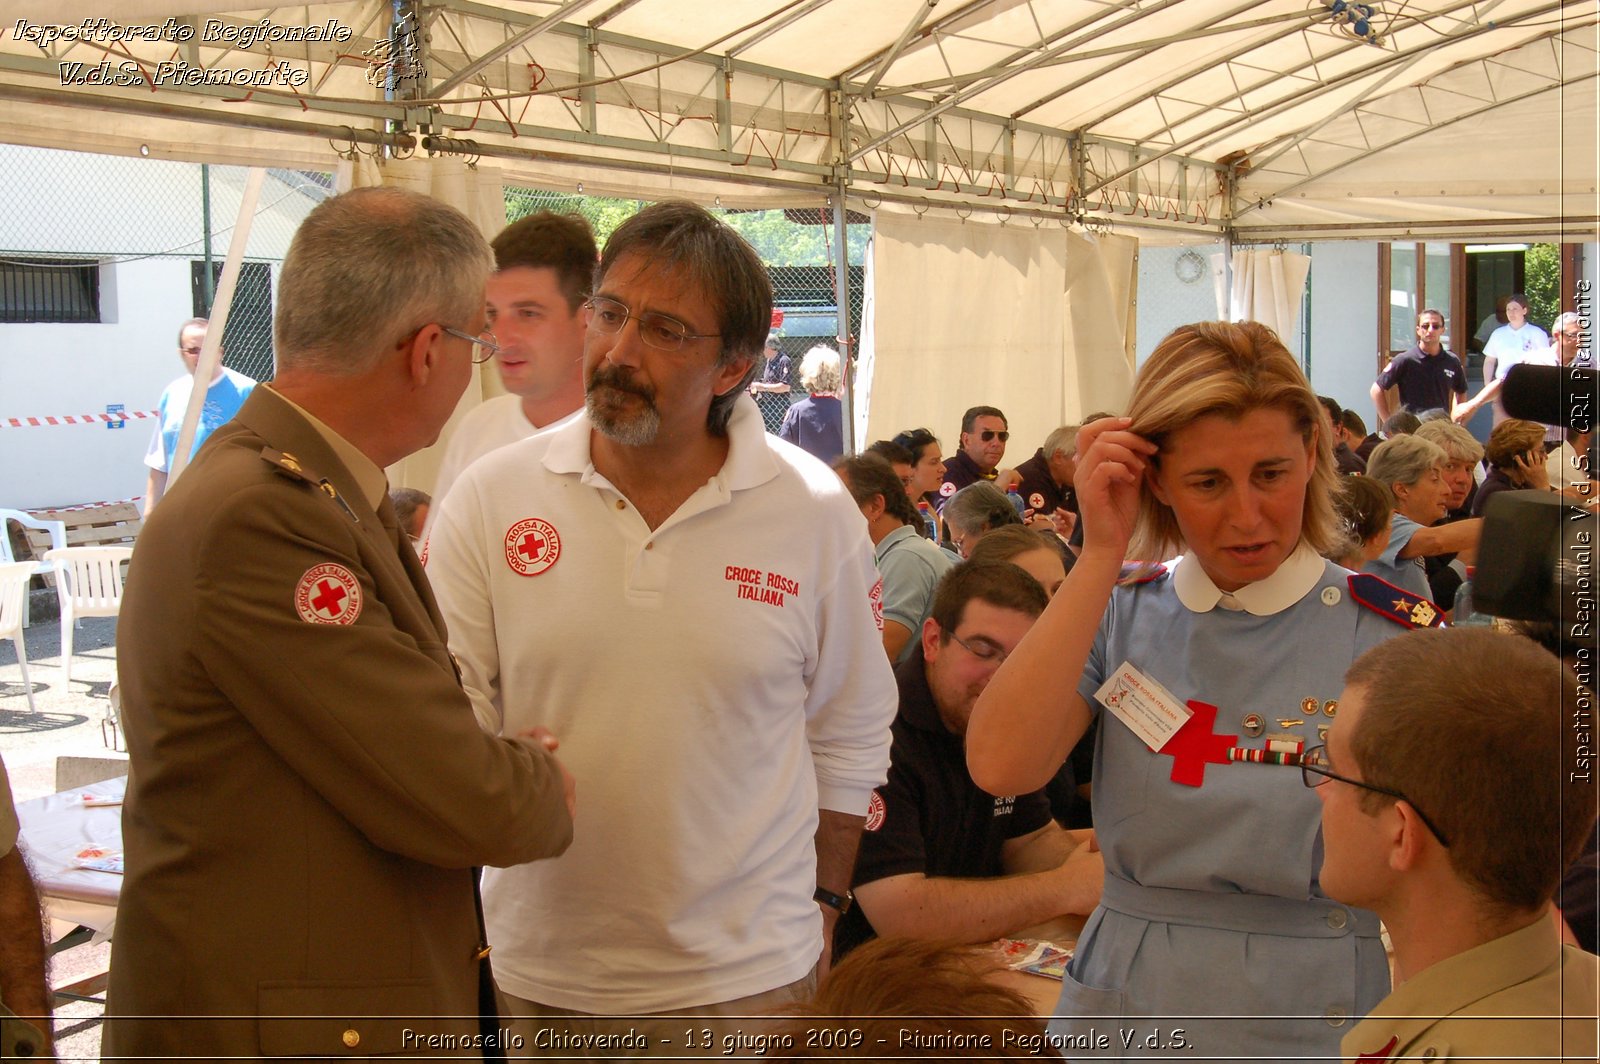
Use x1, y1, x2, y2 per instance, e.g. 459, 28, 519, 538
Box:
1126, 321, 1338, 562
800, 345, 842, 394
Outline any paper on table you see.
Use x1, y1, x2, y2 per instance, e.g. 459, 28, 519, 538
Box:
994, 938, 1074, 980
74, 847, 125, 875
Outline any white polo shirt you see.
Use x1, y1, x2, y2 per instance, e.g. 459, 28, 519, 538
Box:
426, 394, 896, 1013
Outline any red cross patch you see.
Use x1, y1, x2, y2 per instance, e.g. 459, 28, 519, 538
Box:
1157, 700, 1236, 787
295, 563, 363, 625
939, 480, 956, 498
864, 790, 886, 832
1029, 492, 1045, 510
504, 518, 561, 577
869, 576, 884, 631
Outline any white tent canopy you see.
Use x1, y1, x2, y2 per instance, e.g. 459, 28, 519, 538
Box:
0, 0, 1593, 241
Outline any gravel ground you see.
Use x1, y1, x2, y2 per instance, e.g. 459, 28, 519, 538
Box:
2, 595, 121, 1063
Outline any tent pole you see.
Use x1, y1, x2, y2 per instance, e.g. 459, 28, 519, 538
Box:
833, 182, 855, 456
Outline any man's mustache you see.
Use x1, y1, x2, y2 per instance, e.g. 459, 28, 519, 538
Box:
587, 364, 655, 402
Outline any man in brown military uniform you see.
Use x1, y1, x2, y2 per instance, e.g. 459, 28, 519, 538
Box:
105, 187, 575, 1061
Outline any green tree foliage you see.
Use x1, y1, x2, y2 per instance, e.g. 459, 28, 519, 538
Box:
503, 189, 868, 267
1524, 242, 1560, 330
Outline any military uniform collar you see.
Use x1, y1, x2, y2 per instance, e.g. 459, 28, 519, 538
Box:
264, 385, 387, 510
1172, 541, 1325, 616
1344, 912, 1562, 1062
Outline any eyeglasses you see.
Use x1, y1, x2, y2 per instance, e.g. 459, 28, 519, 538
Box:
441, 326, 500, 364
977, 430, 1010, 442
584, 295, 721, 353
1301, 745, 1451, 847
949, 631, 1010, 666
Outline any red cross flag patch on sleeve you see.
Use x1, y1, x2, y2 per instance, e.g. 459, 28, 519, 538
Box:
295, 563, 363, 625
504, 518, 561, 576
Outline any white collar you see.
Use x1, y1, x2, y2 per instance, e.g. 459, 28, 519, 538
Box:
542, 393, 779, 494
1171, 541, 1326, 616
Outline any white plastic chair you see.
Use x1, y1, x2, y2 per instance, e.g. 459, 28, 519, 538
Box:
0, 561, 38, 712
0, 508, 67, 627
44, 546, 134, 685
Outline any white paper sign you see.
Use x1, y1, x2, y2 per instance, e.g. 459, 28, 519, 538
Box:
1093, 661, 1192, 752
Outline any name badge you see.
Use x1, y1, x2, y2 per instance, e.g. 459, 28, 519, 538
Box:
1093, 662, 1191, 751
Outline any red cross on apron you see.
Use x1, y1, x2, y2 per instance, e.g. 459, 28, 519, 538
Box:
1156, 700, 1236, 787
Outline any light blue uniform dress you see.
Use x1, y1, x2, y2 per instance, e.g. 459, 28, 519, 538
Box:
1051, 545, 1406, 1060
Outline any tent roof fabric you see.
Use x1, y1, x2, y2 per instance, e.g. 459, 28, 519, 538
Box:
0, 0, 1594, 239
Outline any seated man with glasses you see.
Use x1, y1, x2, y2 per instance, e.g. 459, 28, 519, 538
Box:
1370, 308, 1469, 424
1309, 627, 1597, 1063
832, 560, 1102, 961
940, 405, 1012, 506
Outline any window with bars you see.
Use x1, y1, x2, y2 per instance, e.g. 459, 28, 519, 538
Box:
0, 256, 101, 323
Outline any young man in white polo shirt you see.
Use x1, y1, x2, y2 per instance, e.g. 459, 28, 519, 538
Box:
427, 211, 594, 513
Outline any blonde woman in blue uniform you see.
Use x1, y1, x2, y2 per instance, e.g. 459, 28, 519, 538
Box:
968, 321, 1428, 1059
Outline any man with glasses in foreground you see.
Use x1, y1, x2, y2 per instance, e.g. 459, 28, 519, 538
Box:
1370, 308, 1469, 424
426, 201, 896, 1051
1308, 627, 1597, 1063
107, 186, 575, 1059
832, 561, 1102, 961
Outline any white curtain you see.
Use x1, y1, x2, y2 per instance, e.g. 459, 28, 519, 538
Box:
861, 211, 1137, 454
1212, 246, 1311, 341
346, 156, 508, 493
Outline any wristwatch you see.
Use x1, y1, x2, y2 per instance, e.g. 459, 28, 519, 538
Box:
813, 886, 853, 914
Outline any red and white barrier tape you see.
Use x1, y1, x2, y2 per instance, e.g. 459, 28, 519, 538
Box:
3, 411, 158, 428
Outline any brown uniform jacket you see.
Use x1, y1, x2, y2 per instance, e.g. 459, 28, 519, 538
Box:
106, 387, 572, 1060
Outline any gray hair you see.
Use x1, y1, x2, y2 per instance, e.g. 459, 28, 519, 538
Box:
800, 346, 842, 394
1553, 311, 1581, 333
1367, 434, 1447, 491
1414, 419, 1484, 465
1042, 424, 1079, 460
943, 481, 1023, 539
596, 201, 772, 435
176, 317, 208, 345
275, 187, 492, 375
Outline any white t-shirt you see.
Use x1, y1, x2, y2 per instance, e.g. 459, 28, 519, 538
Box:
1485, 322, 1552, 420
430, 395, 540, 507
425, 395, 897, 1013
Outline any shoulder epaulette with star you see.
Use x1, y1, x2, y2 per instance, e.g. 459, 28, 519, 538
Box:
260, 447, 360, 524
1346, 572, 1447, 629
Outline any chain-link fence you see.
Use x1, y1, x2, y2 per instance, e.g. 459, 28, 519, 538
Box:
505, 187, 870, 436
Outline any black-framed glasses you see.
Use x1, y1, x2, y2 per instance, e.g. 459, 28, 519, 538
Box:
949, 631, 1009, 666
584, 295, 721, 353
1301, 745, 1451, 847
441, 326, 500, 364
978, 429, 1010, 442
